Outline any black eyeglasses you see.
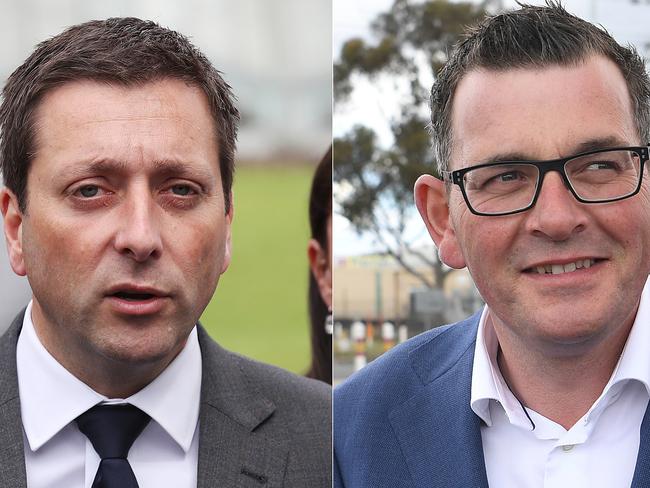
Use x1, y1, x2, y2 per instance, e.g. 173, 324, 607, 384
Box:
441, 146, 650, 216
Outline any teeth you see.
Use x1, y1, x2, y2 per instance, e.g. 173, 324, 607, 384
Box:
532, 259, 595, 275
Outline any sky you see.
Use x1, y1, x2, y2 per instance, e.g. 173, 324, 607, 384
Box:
333, 0, 650, 258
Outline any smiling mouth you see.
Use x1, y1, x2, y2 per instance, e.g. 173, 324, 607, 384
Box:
524, 258, 604, 275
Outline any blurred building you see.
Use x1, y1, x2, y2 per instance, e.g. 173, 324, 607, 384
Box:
0, 0, 331, 162
333, 246, 483, 332
332, 246, 483, 382
334, 252, 435, 321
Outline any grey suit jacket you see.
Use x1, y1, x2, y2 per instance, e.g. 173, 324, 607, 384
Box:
0, 311, 332, 487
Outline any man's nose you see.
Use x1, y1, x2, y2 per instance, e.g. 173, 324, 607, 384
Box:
524, 171, 587, 241
113, 189, 163, 262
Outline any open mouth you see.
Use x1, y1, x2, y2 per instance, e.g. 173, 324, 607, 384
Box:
113, 292, 158, 301
524, 258, 604, 275
106, 287, 168, 315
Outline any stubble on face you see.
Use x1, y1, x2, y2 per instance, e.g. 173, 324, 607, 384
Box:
446, 55, 650, 358
16, 79, 232, 397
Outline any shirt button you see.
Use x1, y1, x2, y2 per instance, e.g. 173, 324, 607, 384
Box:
562, 444, 575, 452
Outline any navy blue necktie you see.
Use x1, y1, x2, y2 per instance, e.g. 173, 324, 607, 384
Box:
75, 404, 151, 488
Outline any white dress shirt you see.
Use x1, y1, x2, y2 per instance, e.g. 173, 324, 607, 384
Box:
471, 279, 650, 488
17, 301, 202, 488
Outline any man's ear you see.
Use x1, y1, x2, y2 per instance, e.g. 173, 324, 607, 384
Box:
1, 188, 27, 276
221, 191, 234, 274
307, 238, 331, 309
414, 174, 466, 269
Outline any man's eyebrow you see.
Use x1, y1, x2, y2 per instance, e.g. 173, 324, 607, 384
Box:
150, 159, 216, 181
474, 137, 634, 165
59, 158, 216, 181
475, 152, 532, 164
61, 158, 129, 178
571, 136, 633, 154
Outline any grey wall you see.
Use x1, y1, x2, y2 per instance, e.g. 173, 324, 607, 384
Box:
0, 237, 30, 330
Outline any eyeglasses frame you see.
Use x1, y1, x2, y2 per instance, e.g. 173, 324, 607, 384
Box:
440, 145, 650, 216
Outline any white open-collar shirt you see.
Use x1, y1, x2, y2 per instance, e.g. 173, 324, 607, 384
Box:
17, 300, 202, 488
471, 279, 650, 488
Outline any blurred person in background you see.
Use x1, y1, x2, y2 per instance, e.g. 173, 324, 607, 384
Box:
0, 17, 330, 488
306, 147, 332, 384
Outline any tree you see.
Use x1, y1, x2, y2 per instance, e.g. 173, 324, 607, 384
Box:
334, 0, 490, 289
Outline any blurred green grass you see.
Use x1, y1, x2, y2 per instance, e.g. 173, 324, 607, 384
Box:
200, 164, 313, 374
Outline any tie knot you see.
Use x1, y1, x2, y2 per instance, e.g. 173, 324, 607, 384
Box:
76, 404, 151, 460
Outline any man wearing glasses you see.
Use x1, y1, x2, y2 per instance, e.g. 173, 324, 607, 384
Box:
335, 4, 650, 487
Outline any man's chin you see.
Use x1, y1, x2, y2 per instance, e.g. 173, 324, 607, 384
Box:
525, 319, 615, 357
494, 304, 615, 354
91, 329, 188, 368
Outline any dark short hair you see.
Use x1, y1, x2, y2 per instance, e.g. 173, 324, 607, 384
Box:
0, 17, 239, 213
430, 2, 650, 174
306, 146, 332, 384
309, 146, 332, 251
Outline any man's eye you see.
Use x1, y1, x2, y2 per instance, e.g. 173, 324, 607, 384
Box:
479, 170, 527, 189
586, 161, 617, 171
496, 171, 521, 182
171, 184, 193, 196
78, 185, 100, 198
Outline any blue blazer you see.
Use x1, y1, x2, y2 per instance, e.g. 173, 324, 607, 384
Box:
334, 311, 650, 487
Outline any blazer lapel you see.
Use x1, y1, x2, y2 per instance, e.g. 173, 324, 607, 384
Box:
196, 327, 288, 488
0, 312, 27, 488
389, 317, 488, 488
632, 401, 650, 487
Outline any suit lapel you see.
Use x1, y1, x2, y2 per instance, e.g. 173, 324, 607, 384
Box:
389, 317, 488, 488
196, 327, 288, 488
0, 314, 288, 488
0, 312, 27, 488
632, 401, 650, 487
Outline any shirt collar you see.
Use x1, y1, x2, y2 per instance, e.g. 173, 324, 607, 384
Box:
607, 277, 650, 394
17, 300, 201, 453
470, 306, 494, 425
128, 325, 201, 453
470, 306, 533, 429
470, 276, 650, 429
584, 277, 650, 425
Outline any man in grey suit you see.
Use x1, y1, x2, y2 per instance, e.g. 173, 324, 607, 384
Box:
0, 18, 330, 487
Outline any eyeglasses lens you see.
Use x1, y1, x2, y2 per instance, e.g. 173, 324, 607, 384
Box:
462, 150, 642, 215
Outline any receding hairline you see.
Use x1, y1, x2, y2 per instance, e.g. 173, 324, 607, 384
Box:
30, 76, 218, 126
30, 75, 220, 144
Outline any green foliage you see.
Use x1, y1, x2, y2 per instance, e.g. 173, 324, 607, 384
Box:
334, 0, 490, 288
335, 0, 489, 103
200, 165, 312, 374
334, 119, 437, 287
